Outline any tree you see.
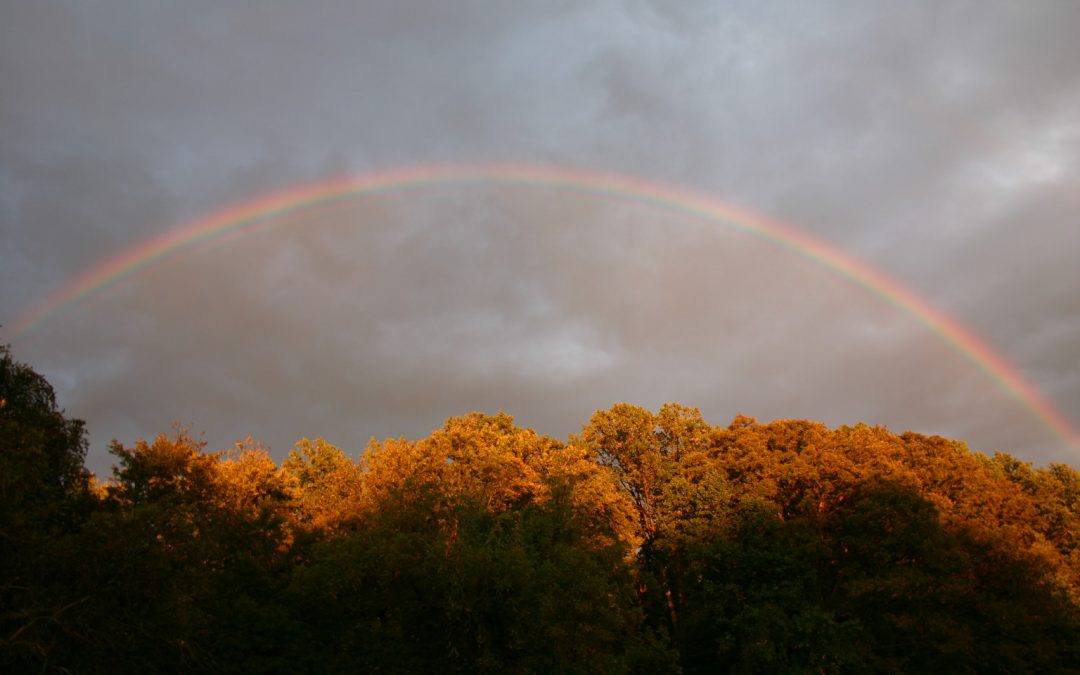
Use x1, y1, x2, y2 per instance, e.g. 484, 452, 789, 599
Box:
0, 345, 92, 669
578, 404, 668, 543
280, 437, 364, 534
0, 344, 90, 523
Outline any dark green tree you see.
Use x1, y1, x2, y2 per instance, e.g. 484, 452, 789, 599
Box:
0, 345, 92, 669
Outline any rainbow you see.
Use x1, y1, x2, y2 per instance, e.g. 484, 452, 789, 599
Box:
8, 163, 1080, 454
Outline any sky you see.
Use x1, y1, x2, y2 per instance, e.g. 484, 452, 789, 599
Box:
3, 1, 1080, 475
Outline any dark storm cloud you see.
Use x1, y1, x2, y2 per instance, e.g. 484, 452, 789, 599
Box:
3, 1, 1079, 473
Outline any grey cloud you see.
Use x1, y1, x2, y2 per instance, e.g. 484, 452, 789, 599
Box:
3, 1, 1079, 473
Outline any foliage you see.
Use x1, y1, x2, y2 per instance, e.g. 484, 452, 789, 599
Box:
0, 345, 92, 669
2, 348, 1079, 672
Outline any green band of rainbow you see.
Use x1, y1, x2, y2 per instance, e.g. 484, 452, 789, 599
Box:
8, 163, 1079, 455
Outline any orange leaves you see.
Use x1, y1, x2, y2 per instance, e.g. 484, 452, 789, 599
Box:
94, 404, 1080, 643
108, 431, 220, 506
215, 438, 294, 522
366, 413, 604, 514
281, 438, 364, 533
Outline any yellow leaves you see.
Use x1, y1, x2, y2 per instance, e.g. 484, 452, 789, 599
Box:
98, 404, 1080, 608
549, 441, 640, 549
427, 412, 553, 511
281, 438, 365, 533
365, 413, 549, 512
215, 437, 294, 518
356, 412, 642, 551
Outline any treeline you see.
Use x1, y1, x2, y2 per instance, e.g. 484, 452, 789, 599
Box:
2, 345, 1080, 673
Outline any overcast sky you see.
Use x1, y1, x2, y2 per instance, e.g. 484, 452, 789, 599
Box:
3, 1, 1079, 474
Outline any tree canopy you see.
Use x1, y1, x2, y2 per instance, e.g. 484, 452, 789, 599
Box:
2, 346, 1078, 672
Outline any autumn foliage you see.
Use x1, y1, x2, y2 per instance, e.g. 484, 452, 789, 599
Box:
2, 347, 1079, 672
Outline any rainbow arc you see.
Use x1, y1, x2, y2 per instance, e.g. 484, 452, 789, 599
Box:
8, 164, 1079, 455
